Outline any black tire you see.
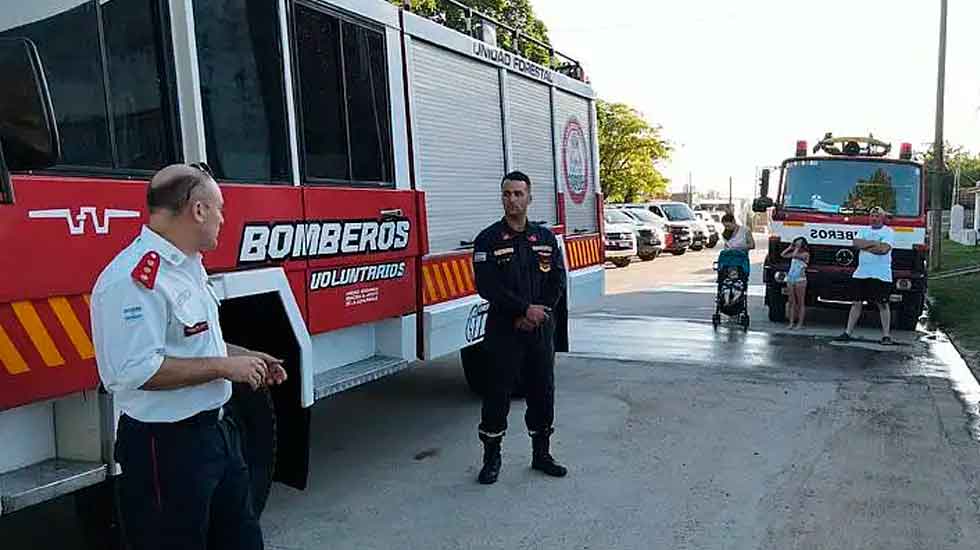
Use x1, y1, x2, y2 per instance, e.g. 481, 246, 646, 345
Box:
712, 314, 721, 329
225, 384, 277, 517
671, 248, 686, 256
767, 287, 787, 323
741, 314, 750, 331
611, 257, 631, 268
461, 342, 489, 396
706, 237, 718, 248
691, 244, 704, 251
639, 252, 657, 262
896, 293, 924, 331
460, 342, 525, 398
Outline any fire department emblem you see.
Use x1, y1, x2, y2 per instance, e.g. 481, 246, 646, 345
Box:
561, 117, 590, 205
836, 248, 855, 267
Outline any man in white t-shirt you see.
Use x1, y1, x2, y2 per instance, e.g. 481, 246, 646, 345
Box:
837, 206, 895, 344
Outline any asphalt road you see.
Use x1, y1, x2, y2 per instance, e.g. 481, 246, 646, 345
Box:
262, 244, 980, 549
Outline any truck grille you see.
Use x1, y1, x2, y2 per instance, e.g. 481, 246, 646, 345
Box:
784, 243, 920, 271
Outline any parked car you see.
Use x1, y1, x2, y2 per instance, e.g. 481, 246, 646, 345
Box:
618, 203, 693, 254
643, 201, 705, 251
602, 209, 638, 268
612, 207, 663, 261
694, 211, 720, 248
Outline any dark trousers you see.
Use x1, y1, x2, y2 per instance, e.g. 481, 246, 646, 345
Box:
114, 411, 263, 550
479, 322, 556, 437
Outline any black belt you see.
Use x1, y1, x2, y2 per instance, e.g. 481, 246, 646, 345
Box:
125, 407, 225, 428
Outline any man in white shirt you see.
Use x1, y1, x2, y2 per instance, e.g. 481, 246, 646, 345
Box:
837, 206, 896, 345
91, 163, 286, 550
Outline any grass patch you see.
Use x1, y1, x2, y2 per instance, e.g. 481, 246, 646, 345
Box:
936, 239, 980, 272
930, 241, 980, 356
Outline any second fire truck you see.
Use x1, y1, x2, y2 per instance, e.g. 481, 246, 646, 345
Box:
754, 134, 928, 330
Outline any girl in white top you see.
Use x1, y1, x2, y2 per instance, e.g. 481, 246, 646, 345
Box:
781, 237, 810, 329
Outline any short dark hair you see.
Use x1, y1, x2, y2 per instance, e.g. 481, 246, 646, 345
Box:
147, 163, 213, 214
721, 212, 736, 224
501, 170, 531, 192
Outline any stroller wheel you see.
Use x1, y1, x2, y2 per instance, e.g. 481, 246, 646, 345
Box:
741, 313, 750, 331
712, 314, 721, 329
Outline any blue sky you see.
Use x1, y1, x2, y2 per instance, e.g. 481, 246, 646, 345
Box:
533, 0, 980, 198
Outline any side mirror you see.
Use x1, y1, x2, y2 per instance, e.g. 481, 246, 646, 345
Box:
752, 196, 774, 213
758, 168, 771, 199
0, 38, 60, 171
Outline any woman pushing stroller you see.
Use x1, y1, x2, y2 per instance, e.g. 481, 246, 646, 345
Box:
712, 213, 755, 329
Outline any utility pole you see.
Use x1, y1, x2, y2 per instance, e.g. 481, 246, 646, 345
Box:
687, 171, 693, 207
728, 176, 733, 213
929, 0, 948, 271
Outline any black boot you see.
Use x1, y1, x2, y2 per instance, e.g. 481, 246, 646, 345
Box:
478, 434, 502, 485
531, 429, 567, 477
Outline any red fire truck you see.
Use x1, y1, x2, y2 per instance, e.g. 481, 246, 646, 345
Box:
754, 134, 927, 330
0, 0, 604, 536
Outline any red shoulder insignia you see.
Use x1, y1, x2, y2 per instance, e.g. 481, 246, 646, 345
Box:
131, 251, 161, 289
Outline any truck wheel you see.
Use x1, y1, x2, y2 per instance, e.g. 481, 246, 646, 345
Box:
611, 257, 631, 268
225, 383, 277, 517
767, 288, 787, 323
896, 293, 924, 331
460, 342, 525, 398
461, 341, 489, 396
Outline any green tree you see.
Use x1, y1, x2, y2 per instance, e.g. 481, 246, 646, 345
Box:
918, 143, 980, 207
844, 168, 896, 212
596, 100, 671, 203
393, 0, 552, 63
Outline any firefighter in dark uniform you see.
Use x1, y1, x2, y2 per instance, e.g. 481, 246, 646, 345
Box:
472, 171, 568, 485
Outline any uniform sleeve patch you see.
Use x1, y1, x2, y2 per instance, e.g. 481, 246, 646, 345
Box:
493, 247, 515, 256
473, 252, 487, 263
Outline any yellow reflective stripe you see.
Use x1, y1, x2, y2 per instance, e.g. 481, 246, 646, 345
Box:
450, 260, 468, 293
11, 301, 64, 367
0, 324, 29, 374
440, 263, 458, 296
422, 265, 438, 303
48, 297, 94, 360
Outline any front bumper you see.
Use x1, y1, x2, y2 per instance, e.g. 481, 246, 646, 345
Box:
605, 246, 636, 258
763, 263, 926, 302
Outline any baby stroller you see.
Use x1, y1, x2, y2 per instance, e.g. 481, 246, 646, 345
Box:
712, 249, 750, 331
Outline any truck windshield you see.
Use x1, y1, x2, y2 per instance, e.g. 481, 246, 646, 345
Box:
782, 160, 922, 216
624, 208, 663, 225
660, 204, 694, 221
605, 209, 636, 225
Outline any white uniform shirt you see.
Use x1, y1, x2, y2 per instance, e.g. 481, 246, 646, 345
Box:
91, 226, 231, 422
852, 225, 895, 283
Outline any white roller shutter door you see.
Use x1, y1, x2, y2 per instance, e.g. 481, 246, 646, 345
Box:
411, 41, 505, 252
506, 74, 557, 226
554, 90, 597, 234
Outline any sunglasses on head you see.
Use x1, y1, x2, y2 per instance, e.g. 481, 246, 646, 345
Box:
184, 162, 214, 205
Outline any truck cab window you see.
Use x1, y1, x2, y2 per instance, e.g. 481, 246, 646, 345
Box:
194, 0, 291, 183
295, 4, 393, 185
0, 0, 176, 171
